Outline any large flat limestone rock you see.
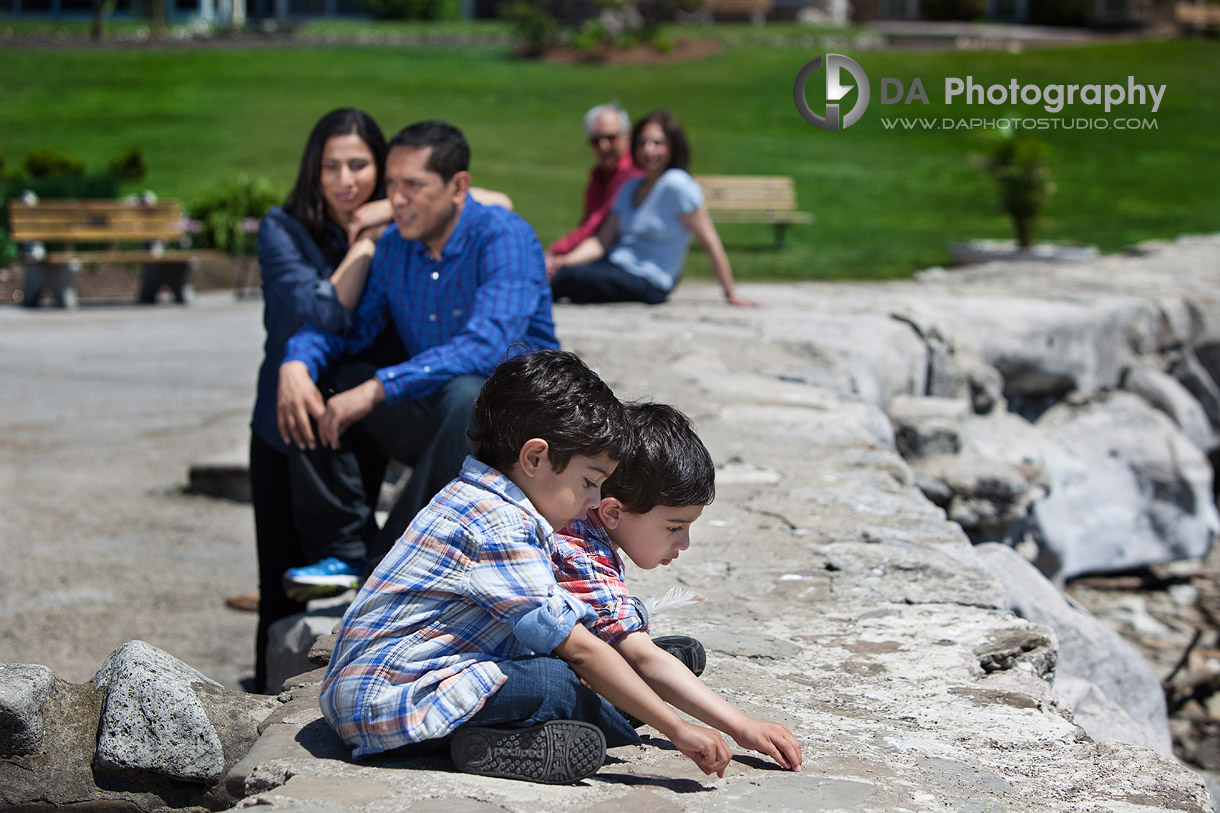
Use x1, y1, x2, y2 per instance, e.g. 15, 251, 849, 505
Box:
233, 236, 1220, 811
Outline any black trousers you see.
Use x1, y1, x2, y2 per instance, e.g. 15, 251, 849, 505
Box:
287, 361, 485, 572
250, 431, 305, 694
550, 258, 669, 305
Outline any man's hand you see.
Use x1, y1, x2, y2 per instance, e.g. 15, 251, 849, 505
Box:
544, 251, 563, 280
731, 718, 803, 771
317, 378, 385, 449
277, 361, 326, 450
669, 722, 732, 778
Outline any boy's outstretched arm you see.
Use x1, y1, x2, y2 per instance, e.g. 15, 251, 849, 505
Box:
554, 624, 733, 777
615, 632, 803, 772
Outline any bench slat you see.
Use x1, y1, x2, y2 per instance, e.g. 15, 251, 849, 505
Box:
9, 200, 184, 244
13, 226, 184, 242
703, 210, 815, 225
698, 176, 799, 211
44, 250, 199, 265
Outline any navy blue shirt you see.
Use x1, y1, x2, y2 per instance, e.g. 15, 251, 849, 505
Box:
284, 195, 559, 404
252, 206, 354, 453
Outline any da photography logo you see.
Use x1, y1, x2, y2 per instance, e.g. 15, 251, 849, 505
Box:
793, 54, 871, 131
793, 54, 1166, 132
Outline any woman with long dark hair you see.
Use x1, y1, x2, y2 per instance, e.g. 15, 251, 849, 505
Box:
549, 109, 758, 307
247, 108, 390, 694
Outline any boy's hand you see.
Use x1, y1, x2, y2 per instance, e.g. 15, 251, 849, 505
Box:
669, 722, 732, 778
731, 719, 803, 772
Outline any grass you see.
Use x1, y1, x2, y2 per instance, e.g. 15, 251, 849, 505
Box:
0, 31, 1217, 281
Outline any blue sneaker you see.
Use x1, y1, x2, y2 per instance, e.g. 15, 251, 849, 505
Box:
282, 556, 364, 603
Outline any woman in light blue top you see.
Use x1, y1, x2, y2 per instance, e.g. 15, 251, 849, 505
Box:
549, 109, 757, 307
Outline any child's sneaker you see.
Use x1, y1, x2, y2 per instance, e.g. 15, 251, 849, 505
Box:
450, 720, 605, 784
653, 634, 706, 677
282, 556, 364, 602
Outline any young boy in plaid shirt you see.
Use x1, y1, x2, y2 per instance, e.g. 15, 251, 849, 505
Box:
554, 402, 803, 772
319, 350, 733, 784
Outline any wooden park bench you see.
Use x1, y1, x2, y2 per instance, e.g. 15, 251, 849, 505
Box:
9, 198, 200, 308
697, 175, 814, 249
1177, 1, 1220, 33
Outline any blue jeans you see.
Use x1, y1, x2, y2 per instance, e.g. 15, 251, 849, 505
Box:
388, 656, 641, 758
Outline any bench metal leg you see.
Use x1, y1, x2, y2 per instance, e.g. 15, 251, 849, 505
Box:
773, 223, 789, 250
139, 261, 196, 305
21, 263, 78, 309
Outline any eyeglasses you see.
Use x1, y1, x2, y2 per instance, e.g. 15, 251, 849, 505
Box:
588, 133, 620, 145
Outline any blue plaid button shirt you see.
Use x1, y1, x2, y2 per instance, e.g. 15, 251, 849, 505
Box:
319, 456, 595, 759
284, 195, 559, 404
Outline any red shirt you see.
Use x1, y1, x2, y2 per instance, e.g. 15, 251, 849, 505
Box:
549, 152, 643, 256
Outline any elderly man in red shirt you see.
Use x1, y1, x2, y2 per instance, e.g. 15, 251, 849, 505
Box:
545, 103, 643, 278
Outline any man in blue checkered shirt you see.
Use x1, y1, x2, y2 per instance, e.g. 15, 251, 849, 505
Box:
277, 120, 559, 595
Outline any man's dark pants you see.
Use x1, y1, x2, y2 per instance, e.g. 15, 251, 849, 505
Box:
289, 361, 485, 572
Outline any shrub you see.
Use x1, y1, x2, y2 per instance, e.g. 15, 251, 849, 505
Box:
21, 148, 88, 179
362, 0, 459, 19
185, 175, 282, 257
921, 0, 983, 20
502, 0, 563, 55
107, 148, 148, 185
2, 172, 121, 202
1028, 0, 1093, 27
503, 0, 695, 56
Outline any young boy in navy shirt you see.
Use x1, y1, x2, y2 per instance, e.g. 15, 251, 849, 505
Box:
320, 350, 732, 784
554, 402, 803, 772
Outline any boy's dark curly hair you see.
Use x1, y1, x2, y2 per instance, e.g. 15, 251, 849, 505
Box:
603, 401, 715, 514
470, 349, 632, 474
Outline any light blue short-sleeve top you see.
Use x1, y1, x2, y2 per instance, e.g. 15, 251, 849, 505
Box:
608, 168, 704, 293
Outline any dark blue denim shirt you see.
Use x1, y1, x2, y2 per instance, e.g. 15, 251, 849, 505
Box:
251, 206, 353, 453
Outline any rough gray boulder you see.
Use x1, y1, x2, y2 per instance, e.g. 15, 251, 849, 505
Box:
1025, 391, 1219, 579
0, 663, 55, 755
93, 639, 230, 782
265, 600, 347, 694
1125, 361, 1216, 452
975, 542, 1173, 755
1, 641, 278, 811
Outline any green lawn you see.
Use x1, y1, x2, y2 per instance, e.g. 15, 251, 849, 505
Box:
1, 32, 1217, 280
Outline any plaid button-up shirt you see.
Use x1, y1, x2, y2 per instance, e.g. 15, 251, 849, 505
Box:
320, 457, 594, 759
554, 512, 649, 646
284, 195, 559, 405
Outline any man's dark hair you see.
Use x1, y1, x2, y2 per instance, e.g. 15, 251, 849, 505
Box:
283, 108, 387, 251
470, 349, 632, 475
603, 402, 715, 514
631, 109, 690, 173
388, 120, 470, 182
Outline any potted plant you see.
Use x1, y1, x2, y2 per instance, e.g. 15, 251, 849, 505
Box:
950, 125, 1097, 264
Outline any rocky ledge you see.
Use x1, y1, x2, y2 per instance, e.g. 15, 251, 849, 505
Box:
5, 234, 1220, 811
